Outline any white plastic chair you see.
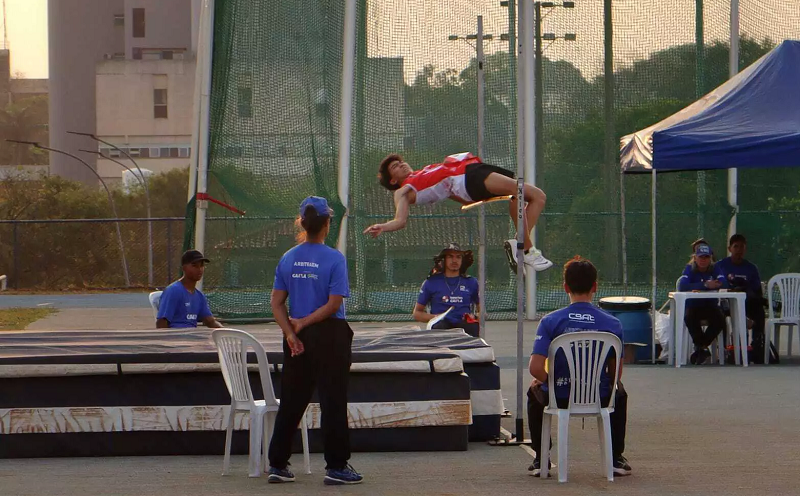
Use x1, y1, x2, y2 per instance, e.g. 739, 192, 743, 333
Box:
212, 329, 310, 478
766, 273, 800, 363
674, 278, 726, 365
540, 332, 622, 483
149, 291, 162, 318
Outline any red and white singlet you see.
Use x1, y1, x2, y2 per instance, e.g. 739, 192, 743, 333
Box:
401, 152, 482, 205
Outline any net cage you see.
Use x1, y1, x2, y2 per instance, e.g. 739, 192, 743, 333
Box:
191, 0, 800, 320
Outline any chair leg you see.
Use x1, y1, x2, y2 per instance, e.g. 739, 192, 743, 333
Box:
301, 411, 311, 474
540, 414, 552, 479
788, 325, 794, 357
600, 410, 614, 481
765, 322, 774, 365
557, 410, 570, 483
248, 412, 264, 478
262, 413, 271, 474
222, 405, 235, 476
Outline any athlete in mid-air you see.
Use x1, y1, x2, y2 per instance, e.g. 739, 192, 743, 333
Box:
364, 152, 552, 272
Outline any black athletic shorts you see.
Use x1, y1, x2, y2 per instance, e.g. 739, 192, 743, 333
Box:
464, 163, 515, 202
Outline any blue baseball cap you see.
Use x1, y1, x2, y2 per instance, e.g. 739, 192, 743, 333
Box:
695, 244, 712, 257
299, 196, 332, 219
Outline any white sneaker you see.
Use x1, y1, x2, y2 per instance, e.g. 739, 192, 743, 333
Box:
524, 249, 553, 272
503, 239, 553, 273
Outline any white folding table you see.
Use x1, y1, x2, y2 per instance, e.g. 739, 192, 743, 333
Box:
668, 291, 748, 368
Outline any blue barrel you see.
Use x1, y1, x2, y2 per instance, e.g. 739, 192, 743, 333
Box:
598, 296, 652, 363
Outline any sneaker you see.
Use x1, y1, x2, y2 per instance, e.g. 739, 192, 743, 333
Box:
324, 464, 363, 485
523, 250, 553, 272
699, 348, 712, 365
503, 239, 554, 273
527, 458, 554, 477
690, 349, 700, 365
503, 239, 519, 272
267, 466, 295, 483
613, 455, 632, 476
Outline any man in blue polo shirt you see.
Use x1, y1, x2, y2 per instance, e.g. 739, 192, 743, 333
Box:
527, 256, 630, 477
413, 243, 480, 337
716, 234, 767, 362
156, 250, 222, 329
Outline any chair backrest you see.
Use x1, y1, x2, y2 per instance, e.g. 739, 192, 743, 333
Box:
211, 328, 278, 408
767, 273, 800, 319
675, 277, 681, 291
547, 331, 622, 414
149, 291, 163, 318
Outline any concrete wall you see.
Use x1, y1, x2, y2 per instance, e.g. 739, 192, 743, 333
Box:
48, 0, 124, 182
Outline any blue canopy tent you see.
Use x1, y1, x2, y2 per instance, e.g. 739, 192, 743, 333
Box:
619, 40, 800, 362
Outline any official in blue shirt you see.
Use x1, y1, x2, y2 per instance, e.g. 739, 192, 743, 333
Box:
527, 257, 631, 477
156, 250, 222, 329
677, 243, 728, 364
716, 234, 767, 361
413, 243, 480, 337
267, 196, 362, 486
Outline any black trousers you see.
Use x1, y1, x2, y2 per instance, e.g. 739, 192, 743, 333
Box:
431, 319, 479, 338
268, 318, 353, 470
684, 305, 726, 349
527, 382, 628, 459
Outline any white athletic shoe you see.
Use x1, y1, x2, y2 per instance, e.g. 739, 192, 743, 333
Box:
524, 249, 553, 272
503, 239, 553, 273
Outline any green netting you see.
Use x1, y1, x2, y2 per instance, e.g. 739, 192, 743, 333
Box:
194, 0, 800, 320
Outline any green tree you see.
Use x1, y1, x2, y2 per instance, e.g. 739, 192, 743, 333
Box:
0, 95, 49, 165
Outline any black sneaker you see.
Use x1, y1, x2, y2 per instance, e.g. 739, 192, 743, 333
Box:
613, 455, 632, 476
699, 348, 712, 365
690, 349, 700, 365
267, 466, 295, 483
527, 458, 554, 477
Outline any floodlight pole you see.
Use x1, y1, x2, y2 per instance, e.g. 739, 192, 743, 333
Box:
8, 140, 131, 287
69, 131, 154, 287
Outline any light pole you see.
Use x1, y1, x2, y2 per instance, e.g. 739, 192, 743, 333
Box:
68, 131, 154, 287
448, 18, 504, 340
8, 139, 131, 287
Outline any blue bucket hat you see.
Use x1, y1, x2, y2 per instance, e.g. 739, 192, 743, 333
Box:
299, 196, 332, 219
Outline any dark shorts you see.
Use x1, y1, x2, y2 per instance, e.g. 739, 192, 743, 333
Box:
465, 163, 515, 202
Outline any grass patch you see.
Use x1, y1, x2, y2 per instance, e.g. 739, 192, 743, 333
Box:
0, 307, 57, 330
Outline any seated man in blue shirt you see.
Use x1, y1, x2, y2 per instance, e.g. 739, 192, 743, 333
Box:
678, 243, 727, 364
716, 234, 766, 362
527, 256, 630, 477
156, 250, 223, 329
413, 243, 480, 337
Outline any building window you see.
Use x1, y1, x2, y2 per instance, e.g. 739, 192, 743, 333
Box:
114, 14, 124, 27
178, 147, 190, 158
128, 148, 141, 158
237, 87, 252, 118
132, 8, 145, 38
149, 148, 161, 158
154, 89, 168, 119
132, 47, 142, 60
161, 50, 173, 60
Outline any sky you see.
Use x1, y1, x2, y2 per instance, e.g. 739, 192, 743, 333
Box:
3, 0, 48, 79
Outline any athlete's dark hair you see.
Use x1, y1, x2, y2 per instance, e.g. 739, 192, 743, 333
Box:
295, 206, 331, 243
729, 233, 747, 246
378, 153, 403, 191
563, 256, 597, 295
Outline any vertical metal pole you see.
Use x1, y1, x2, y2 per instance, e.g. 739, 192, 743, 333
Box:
515, 0, 531, 443
620, 172, 628, 290
728, 0, 740, 244
12, 222, 18, 289
167, 219, 173, 284
194, 0, 215, 291
696, 0, 706, 238
604, 0, 620, 282
651, 169, 658, 363
523, 0, 536, 321
336, 0, 357, 257
477, 16, 487, 339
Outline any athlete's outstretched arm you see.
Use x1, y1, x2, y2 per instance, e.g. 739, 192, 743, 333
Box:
364, 187, 411, 237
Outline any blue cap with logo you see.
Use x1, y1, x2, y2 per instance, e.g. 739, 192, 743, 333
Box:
299, 196, 332, 219
695, 244, 712, 257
